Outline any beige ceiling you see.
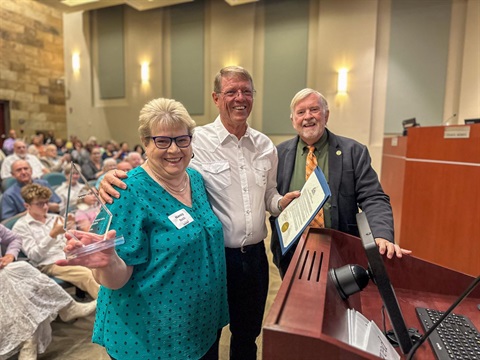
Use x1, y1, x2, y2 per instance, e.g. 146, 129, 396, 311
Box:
37, 0, 259, 13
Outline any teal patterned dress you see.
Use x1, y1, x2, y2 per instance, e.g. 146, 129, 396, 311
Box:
92, 166, 229, 359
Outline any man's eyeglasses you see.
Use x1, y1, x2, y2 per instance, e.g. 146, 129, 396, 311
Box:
218, 89, 256, 99
149, 135, 192, 149
31, 201, 49, 207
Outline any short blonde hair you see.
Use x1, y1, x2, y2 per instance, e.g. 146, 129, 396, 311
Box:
138, 98, 196, 147
21, 183, 52, 204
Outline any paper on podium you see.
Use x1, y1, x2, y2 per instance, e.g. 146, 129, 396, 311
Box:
276, 166, 331, 255
63, 162, 125, 259
347, 309, 400, 360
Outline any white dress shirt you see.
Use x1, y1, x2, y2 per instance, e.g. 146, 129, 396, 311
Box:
12, 213, 66, 267
55, 181, 84, 214
1, 154, 46, 179
190, 116, 282, 248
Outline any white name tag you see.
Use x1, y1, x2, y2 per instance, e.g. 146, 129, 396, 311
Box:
168, 209, 194, 229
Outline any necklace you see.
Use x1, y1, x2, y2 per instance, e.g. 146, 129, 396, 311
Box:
147, 162, 189, 194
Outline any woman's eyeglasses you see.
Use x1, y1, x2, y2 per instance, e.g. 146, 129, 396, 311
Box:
149, 135, 192, 149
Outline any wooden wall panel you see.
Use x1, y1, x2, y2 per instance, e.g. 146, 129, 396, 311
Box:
381, 125, 480, 276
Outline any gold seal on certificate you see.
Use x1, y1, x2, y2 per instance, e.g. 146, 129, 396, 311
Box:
63, 162, 125, 259
276, 166, 331, 255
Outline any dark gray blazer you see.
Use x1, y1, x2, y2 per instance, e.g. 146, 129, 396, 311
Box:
269, 129, 394, 276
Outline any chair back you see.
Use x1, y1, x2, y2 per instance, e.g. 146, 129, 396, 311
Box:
1, 213, 25, 230
1, 177, 16, 191
41, 172, 67, 187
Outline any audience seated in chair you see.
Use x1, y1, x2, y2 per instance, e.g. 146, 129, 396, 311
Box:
41, 172, 67, 188
12, 183, 100, 300
1, 140, 49, 180
40, 144, 71, 173
55, 164, 84, 215
1, 160, 61, 221
0, 224, 96, 360
80, 147, 103, 181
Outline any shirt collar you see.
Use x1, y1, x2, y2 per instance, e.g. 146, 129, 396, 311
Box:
213, 116, 255, 148
299, 131, 329, 155
25, 212, 54, 226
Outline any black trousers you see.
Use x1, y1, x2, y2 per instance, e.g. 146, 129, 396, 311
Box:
225, 241, 269, 360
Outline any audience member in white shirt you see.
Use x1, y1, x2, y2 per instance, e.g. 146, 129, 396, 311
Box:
1, 140, 49, 179
12, 183, 100, 299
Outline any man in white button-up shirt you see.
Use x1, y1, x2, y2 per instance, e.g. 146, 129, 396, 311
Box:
190, 67, 299, 359
99, 66, 299, 360
1, 140, 48, 180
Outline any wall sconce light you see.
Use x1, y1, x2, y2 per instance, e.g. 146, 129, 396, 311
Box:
337, 68, 348, 93
141, 62, 150, 83
72, 52, 80, 73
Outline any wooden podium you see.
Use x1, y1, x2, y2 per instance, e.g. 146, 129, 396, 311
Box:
381, 124, 480, 276
262, 228, 480, 360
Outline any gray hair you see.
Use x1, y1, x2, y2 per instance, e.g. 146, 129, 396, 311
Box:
138, 98, 196, 147
213, 66, 255, 94
102, 158, 117, 170
290, 88, 329, 117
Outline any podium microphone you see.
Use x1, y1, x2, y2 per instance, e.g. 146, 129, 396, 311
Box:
406, 275, 480, 360
442, 113, 457, 125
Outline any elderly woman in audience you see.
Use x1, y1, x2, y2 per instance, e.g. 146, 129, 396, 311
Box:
71, 139, 90, 166
0, 224, 96, 360
58, 97, 228, 360
40, 144, 71, 172
81, 147, 103, 181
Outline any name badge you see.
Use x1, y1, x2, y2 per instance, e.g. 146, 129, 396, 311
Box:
168, 209, 194, 229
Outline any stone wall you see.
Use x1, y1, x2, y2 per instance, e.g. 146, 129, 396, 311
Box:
0, 0, 66, 140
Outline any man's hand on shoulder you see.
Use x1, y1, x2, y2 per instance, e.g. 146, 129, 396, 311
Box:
98, 169, 128, 204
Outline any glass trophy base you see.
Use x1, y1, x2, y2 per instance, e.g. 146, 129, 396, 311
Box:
65, 236, 125, 259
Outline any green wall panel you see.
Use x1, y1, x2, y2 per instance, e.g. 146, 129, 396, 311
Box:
97, 6, 125, 99
171, 2, 204, 115
263, 0, 309, 135
384, 0, 451, 133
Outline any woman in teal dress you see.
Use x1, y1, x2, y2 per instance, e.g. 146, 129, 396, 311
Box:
58, 98, 229, 359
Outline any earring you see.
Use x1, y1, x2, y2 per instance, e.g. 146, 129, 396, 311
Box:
191, 153, 195, 159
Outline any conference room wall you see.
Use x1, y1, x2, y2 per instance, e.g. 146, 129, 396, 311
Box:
62, 0, 479, 173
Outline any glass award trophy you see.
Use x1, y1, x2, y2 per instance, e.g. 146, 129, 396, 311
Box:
64, 162, 125, 259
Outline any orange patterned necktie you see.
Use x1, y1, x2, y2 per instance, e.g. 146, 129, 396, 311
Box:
306, 145, 325, 228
